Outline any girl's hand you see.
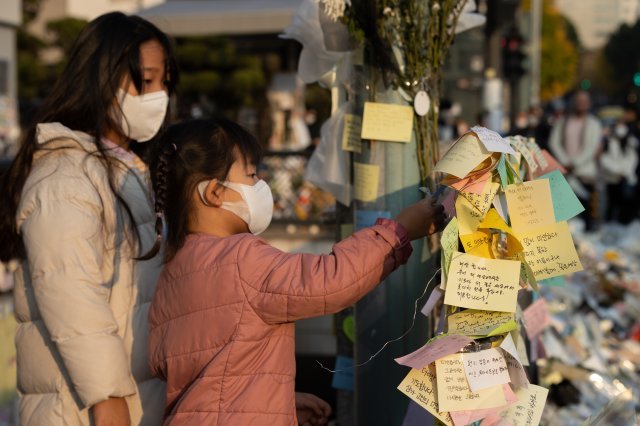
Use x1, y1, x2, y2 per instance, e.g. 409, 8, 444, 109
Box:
295, 392, 331, 426
395, 197, 446, 240
92, 397, 131, 426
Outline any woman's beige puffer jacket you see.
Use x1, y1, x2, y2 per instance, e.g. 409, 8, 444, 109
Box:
13, 123, 165, 425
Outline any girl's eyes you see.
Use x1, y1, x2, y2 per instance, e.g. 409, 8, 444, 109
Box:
248, 173, 257, 178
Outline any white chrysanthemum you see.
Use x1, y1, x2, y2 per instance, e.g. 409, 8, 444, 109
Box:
321, 0, 352, 22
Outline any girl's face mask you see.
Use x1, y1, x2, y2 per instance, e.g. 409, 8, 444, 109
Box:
197, 179, 274, 235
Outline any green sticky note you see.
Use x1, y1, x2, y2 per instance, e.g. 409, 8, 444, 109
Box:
497, 155, 508, 189
342, 315, 355, 343
537, 169, 585, 222
487, 320, 518, 336
539, 276, 565, 287
440, 217, 459, 277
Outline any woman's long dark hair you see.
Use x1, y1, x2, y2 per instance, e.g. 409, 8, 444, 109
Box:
144, 118, 262, 262
0, 12, 179, 261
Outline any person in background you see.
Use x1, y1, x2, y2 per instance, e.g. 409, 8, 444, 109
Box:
600, 119, 639, 224
549, 90, 603, 231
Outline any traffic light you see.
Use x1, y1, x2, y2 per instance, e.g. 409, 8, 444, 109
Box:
501, 28, 526, 81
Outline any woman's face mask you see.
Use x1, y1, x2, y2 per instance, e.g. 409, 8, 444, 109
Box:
197, 179, 274, 235
116, 88, 169, 142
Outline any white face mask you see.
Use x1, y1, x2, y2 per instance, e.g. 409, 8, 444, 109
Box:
116, 88, 169, 142
197, 179, 274, 235
615, 124, 629, 139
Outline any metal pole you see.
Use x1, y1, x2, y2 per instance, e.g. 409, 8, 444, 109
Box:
530, 0, 542, 106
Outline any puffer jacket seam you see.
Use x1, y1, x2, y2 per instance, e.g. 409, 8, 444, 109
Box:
160, 332, 293, 360
215, 284, 248, 426
162, 260, 238, 284
149, 300, 243, 332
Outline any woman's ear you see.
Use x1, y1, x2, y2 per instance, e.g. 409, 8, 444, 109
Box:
201, 179, 226, 207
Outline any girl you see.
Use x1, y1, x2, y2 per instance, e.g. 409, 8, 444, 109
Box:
147, 118, 446, 425
0, 12, 178, 425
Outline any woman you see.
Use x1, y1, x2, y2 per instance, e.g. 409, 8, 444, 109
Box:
0, 12, 178, 425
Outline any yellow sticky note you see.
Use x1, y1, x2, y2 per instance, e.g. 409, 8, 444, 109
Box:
361, 102, 414, 143
444, 252, 521, 313
342, 114, 362, 153
397, 366, 453, 425
447, 309, 516, 337
435, 353, 508, 412
456, 181, 501, 238
505, 180, 555, 232
460, 229, 493, 258
517, 221, 583, 280
353, 163, 379, 202
498, 384, 549, 425
434, 133, 492, 178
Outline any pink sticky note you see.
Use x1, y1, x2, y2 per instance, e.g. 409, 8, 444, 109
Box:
532, 149, 567, 178
523, 298, 552, 340
420, 288, 443, 317
451, 172, 491, 194
394, 335, 473, 370
449, 384, 518, 426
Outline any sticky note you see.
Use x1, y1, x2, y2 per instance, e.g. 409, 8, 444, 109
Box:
460, 229, 494, 258
455, 195, 484, 236
526, 139, 548, 169
505, 180, 555, 232
435, 353, 508, 412
517, 221, 583, 280
444, 252, 521, 313
448, 384, 518, 426
361, 102, 414, 143
447, 309, 516, 337
331, 356, 354, 391
539, 276, 565, 287
462, 348, 511, 392
523, 298, 551, 340
434, 133, 492, 178
397, 366, 454, 425
498, 384, 549, 426
512, 137, 539, 171
341, 114, 362, 153
471, 126, 517, 155
450, 172, 491, 195
460, 182, 500, 217
537, 169, 585, 222
354, 163, 379, 202
342, 315, 355, 343
502, 349, 530, 389
421, 287, 444, 317
497, 155, 509, 190
440, 217, 459, 278
394, 334, 473, 370
355, 210, 391, 231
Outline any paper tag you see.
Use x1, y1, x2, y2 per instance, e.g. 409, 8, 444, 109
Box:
414, 90, 430, 116
353, 163, 379, 202
471, 126, 517, 155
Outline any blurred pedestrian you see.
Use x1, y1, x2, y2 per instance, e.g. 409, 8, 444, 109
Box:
600, 120, 638, 224
0, 12, 179, 425
549, 90, 603, 230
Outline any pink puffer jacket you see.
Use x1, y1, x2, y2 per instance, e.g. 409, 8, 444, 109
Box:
148, 218, 412, 425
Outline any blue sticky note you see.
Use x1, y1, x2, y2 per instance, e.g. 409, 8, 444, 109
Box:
331, 356, 354, 391
539, 276, 565, 287
537, 169, 585, 221
497, 154, 508, 189
355, 210, 392, 231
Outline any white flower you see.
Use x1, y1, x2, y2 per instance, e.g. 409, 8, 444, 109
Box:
321, 0, 352, 22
